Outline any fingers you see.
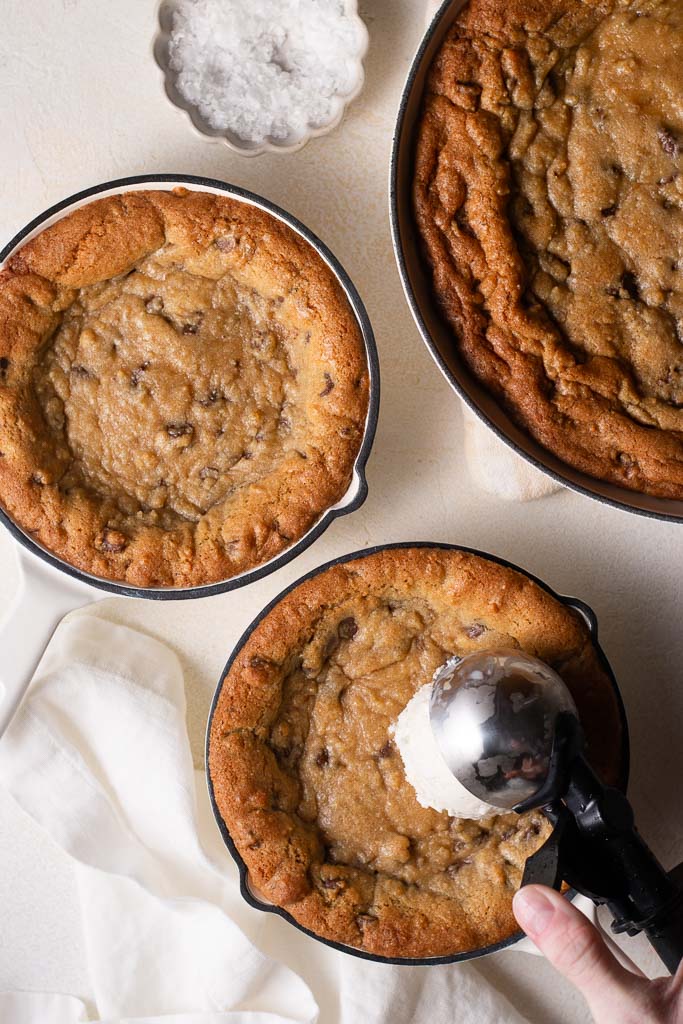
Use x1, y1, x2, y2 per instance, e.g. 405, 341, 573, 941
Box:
513, 885, 646, 1020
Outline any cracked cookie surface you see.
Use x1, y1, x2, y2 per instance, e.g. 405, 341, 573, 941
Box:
0, 189, 369, 586
208, 547, 624, 958
414, 0, 683, 498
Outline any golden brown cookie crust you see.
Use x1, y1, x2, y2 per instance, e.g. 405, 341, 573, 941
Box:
208, 547, 623, 959
0, 189, 369, 587
414, 0, 683, 499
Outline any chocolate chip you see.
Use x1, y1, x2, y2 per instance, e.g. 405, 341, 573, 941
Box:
338, 616, 358, 639
319, 373, 335, 397
131, 361, 150, 387
0, 357, 9, 370
378, 741, 394, 759
616, 451, 638, 477
466, 623, 486, 638
609, 271, 640, 301
99, 528, 127, 553
601, 204, 617, 217
620, 271, 640, 301
447, 859, 473, 878
30, 472, 45, 486
199, 466, 219, 481
166, 422, 194, 438
216, 236, 237, 252
315, 749, 330, 768
658, 128, 680, 158
198, 389, 219, 406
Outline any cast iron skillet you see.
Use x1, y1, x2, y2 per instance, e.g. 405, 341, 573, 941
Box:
390, 0, 683, 523
0, 174, 379, 736
206, 541, 630, 966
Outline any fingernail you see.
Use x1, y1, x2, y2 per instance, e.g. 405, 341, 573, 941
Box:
513, 887, 555, 939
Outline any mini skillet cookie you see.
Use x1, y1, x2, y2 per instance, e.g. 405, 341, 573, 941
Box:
208, 547, 624, 959
0, 189, 369, 587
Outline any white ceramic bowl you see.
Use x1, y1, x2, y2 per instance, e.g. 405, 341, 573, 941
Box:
153, 0, 369, 156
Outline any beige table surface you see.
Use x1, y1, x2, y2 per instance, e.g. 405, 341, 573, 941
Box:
1, 1, 682, 1021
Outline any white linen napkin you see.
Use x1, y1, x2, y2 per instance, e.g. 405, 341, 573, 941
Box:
462, 409, 561, 502
0, 615, 538, 1024
0, 616, 318, 1024
422, 1, 561, 503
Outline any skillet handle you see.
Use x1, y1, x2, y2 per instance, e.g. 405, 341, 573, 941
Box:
0, 550, 97, 738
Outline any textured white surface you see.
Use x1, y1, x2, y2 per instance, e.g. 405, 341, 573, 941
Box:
1, 1, 682, 1022
393, 683, 494, 819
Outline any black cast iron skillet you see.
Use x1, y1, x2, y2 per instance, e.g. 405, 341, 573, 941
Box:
206, 541, 630, 966
0, 175, 379, 737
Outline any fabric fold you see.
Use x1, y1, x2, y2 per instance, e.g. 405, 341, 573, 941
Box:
0, 617, 317, 1024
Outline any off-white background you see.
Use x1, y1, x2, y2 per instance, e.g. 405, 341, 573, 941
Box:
1, 1, 682, 1021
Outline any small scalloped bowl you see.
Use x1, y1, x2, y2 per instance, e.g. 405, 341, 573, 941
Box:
153, 0, 369, 157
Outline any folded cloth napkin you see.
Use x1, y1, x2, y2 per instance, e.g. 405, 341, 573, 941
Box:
0, 617, 318, 1024
0, 615, 537, 1024
422, 1, 561, 504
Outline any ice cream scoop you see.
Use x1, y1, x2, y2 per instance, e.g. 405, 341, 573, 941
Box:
429, 649, 577, 814
395, 649, 683, 974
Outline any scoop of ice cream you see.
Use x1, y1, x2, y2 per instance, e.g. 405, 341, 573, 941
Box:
392, 682, 494, 820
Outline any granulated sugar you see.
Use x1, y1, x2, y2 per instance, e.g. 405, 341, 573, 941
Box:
168, 0, 365, 145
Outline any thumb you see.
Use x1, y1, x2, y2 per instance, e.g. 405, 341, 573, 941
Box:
513, 885, 645, 1019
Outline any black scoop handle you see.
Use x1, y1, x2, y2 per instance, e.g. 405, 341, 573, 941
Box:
561, 756, 683, 974
640, 902, 683, 974
519, 714, 683, 974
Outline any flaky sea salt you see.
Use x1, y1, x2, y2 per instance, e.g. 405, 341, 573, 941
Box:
167, 0, 365, 146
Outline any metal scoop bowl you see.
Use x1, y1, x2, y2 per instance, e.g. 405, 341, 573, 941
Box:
430, 650, 683, 974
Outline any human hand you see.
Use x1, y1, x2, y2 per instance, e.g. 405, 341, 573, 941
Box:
513, 885, 683, 1023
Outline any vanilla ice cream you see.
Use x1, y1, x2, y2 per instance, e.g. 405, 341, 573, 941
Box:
392, 682, 495, 820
